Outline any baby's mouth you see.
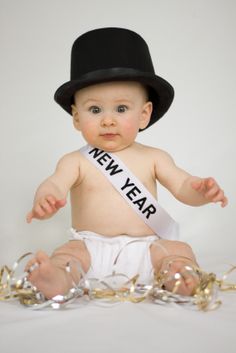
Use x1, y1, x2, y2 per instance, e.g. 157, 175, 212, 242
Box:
100, 133, 119, 139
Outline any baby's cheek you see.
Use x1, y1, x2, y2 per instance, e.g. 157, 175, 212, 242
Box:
80, 121, 97, 141
82, 119, 95, 129
82, 120, 96, 132
123, 121, 139, 137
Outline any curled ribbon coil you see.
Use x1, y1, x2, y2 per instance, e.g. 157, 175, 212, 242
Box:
0, 253, 235, 311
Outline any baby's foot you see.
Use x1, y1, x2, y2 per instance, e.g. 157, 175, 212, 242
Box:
25, 251, 73, 299
157, 257, 200, 296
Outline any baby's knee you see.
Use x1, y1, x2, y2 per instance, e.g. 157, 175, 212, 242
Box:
173, 241, 196, 262
51, 240, 91, 272
159, 240, 195, 259
171, 240, 192, 251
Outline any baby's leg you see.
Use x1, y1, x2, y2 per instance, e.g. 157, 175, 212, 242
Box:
25, 240, 90, 299
150, 240, 199, 296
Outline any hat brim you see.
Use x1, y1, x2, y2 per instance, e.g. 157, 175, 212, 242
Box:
54, 68, 174, 130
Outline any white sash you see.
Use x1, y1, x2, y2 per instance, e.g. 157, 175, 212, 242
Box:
80, 145, 179, 240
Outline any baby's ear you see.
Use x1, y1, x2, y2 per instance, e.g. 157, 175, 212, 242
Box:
139, 101, 152, 130
71, 104, 81, 130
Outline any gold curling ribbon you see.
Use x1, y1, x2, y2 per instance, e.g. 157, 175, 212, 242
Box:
90, 274, 151, 303
1, 253, 236, 311
0, 252, 43, 305
216, 265, 236, 291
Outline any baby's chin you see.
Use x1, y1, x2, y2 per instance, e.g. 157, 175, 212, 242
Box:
90, 141, 133, 153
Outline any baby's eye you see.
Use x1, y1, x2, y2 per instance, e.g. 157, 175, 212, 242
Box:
116, 105, 128, 113
89, 106, 101, 114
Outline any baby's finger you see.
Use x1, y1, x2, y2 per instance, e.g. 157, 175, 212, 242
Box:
212, 190, 228, 206
205, 184, 219, 199
45, 195, 57, 207
26, 207, 44, 222
26, 211, 33, 223
33, 204, 46, 218
55, 199, 67, 209
191, 180, 204, 192
206, 177, 215, 188
40, 200, 55, 214
221, 196, 228, 208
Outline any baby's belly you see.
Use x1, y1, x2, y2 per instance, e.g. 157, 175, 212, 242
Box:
70, 181, 157, 237
71, 203, 155, 237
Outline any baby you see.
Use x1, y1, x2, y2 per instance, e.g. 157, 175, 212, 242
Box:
25, 28, 227, 299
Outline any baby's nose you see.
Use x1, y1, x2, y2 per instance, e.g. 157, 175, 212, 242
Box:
101, 114, 116, 126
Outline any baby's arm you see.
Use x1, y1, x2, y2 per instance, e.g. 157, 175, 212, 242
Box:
184, 177, 228, 207
154, 150, 228, 207
26, 153, 80, 222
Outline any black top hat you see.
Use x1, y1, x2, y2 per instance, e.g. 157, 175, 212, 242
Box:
54, 27, 174, 130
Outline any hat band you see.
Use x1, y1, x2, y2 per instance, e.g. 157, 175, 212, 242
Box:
70, 67, 155, 87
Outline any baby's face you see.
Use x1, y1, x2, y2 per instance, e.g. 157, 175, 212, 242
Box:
72, 81, 152, 152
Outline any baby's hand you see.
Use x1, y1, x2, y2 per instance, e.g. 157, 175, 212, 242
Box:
191, 177, 228, 207
26, 195, 67, 223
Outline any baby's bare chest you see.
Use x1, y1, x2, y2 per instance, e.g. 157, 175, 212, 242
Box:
72, 157, 157, 207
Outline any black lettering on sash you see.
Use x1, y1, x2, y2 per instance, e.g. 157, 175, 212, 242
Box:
97, 153, 111, 166
133, 197, 147, 210
88, 148, 104, 158
126, 186, 141, 201
121, 177, 134, 191
87, 147, 158, 222
105, 160, 123, 175
89, 148, 123, 175
142, 204, 156, 219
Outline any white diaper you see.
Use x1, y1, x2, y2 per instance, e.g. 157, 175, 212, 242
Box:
69, 229, 162, 284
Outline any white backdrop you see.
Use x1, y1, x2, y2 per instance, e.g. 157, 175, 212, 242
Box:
0, 0, 235, 269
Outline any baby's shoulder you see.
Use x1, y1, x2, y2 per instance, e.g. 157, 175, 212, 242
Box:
55, 149, 85, 169
134, 143, 173, 161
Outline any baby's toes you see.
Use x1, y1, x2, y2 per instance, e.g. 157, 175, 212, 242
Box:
25, 258, 39, 273
34, 250, 50, 264
160, 259, 199, 296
